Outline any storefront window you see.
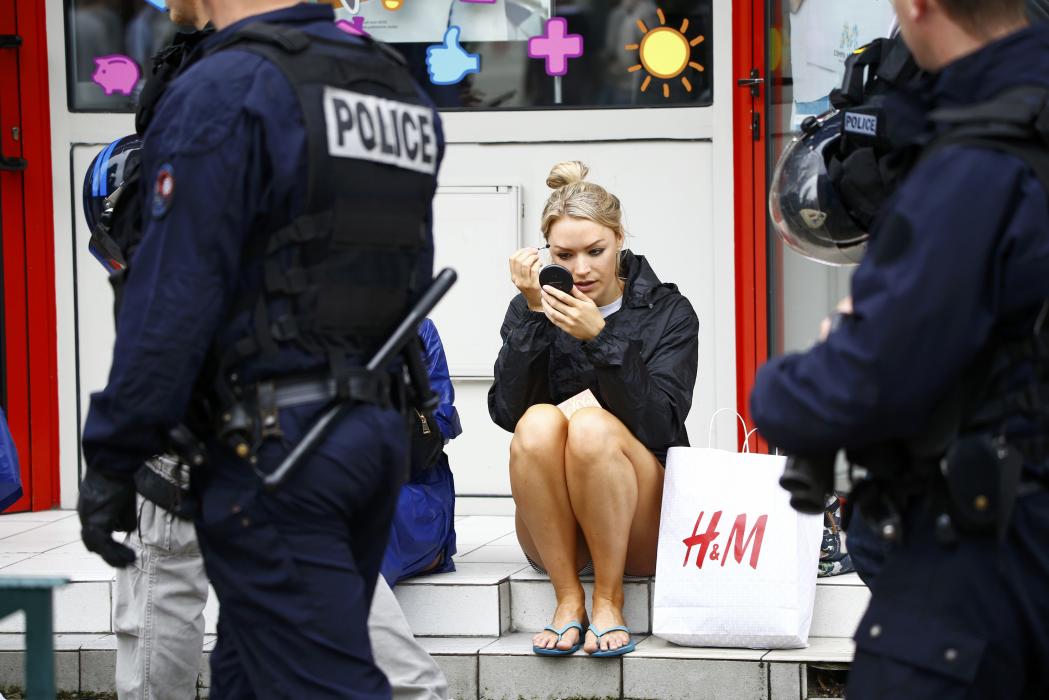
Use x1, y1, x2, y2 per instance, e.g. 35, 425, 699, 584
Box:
64, 0, 713, 112
765, 0, 895, 354
65, 0, 177, 112
336, 0, 713, 110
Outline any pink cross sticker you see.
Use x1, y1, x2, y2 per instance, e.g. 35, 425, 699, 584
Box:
335, 16, 368, 36
528, 17, 584, 77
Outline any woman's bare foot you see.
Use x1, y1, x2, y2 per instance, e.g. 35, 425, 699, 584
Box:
532, 595, 587, 653
584, 596, 630, 654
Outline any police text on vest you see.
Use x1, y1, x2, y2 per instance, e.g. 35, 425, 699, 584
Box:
324, 87, 437, 176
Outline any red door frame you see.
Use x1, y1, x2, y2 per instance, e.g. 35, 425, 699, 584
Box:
732, 0, 769, 452
0, 0, 58, 511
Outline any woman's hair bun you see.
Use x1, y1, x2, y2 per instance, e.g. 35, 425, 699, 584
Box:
546, 161, 589, 189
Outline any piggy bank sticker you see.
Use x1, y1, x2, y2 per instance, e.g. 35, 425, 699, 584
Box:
92, 55, 141, 96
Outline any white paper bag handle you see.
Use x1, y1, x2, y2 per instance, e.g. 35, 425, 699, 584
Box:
707, 408, 758, 453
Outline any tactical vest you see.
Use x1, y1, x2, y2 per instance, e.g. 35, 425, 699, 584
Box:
205, 24, 438, 388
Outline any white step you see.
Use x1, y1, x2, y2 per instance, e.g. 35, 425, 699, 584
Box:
0, 633, 851, 700
0, 633, 215, 697
0, 512, 871, 641
0, 632, 852, 700
394, 563, 521, 637
508, 569, 652, 634
810, 573, 870, 638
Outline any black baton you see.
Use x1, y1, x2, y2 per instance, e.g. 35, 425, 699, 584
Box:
263, 268, 458, 489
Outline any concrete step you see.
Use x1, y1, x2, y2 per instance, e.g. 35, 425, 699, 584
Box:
0, 633, 215, 698
0, 632, 853, 700
404, 565, 866, 641
395, 563, 521, 637
467, 633, 854, 700
0, 513, 870, 641
508, 568, 652, 634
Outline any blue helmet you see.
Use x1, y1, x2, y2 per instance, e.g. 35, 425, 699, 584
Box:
82, 135, 142, 274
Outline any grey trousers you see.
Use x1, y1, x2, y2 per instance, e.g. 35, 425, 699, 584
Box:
114, 497, 208, 700
113, 499, 447, 700
370, 575, 448, 700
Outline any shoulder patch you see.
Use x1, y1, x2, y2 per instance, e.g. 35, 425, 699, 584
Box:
152, 164, 176, 218
323, 87, 438, 175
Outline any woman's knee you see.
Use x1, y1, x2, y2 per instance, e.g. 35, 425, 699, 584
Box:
510, 405, 568, 465
565, 408, 622, 463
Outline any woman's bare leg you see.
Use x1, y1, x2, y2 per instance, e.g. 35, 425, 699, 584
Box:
509, 404, 590, 651
564, 407, 664, 654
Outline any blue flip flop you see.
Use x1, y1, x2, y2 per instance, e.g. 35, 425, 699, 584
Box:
587, 624, 636, 657
533, 621, 584, 656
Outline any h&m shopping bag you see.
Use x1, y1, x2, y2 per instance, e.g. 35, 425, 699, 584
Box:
0, 408, 22, 512
652, 446, 823, 649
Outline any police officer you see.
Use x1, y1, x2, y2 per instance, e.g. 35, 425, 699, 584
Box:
751, 0, 1049, 697
81, 4, 212, 698
77, 1, 442, 697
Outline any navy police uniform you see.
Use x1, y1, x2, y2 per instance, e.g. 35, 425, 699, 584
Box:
81, 4, 442, 698
751, 24, 1049, 699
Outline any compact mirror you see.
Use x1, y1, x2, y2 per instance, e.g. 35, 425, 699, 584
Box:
539, 264, 575, 295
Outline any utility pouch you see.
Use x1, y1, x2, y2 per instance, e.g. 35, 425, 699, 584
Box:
941, 433, 1024, 538
409, 409, 443, 474
134, 455, 195, 519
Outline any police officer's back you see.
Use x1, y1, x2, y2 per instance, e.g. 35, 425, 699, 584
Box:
79, 3, 441, 697
752, 2, 1049, 698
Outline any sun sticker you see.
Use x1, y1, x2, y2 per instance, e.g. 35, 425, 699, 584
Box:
626, 8, 705, 99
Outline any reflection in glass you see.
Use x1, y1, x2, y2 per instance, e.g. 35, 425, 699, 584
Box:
66, 0, 177, 111
765, 0, 894, 354
65, 1, 713, 112
337, 0, 713, 110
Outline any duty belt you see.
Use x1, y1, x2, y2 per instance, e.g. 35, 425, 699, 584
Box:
219, 369, 393, 458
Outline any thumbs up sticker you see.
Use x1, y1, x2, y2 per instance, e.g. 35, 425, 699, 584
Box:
426, 26, 481, 85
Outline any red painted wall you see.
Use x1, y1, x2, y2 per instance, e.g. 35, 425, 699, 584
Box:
0, 0, 59, 511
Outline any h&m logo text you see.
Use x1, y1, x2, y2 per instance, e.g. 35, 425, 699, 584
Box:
682, 511, 768, 569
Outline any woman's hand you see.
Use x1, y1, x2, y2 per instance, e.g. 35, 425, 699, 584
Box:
541, 284, 606, 341
509, 248, 543, 311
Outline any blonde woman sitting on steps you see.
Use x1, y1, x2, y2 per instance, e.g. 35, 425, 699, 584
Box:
489, 161, 699, 657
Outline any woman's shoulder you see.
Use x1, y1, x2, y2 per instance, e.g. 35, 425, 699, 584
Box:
625, 254, 695, 314
504, 292, 530, 315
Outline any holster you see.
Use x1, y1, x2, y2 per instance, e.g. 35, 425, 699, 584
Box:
940, 433, 1024, 539
216, 369, 395, 460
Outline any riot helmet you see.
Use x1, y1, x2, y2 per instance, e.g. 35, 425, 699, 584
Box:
770, 32, 927, 266
769, 110, 868, 266
82, 135, 142, 274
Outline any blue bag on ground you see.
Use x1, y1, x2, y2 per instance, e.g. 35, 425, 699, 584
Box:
0, 408, 22, 512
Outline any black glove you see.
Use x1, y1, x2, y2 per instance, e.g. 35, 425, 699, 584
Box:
77, 468, 137, 567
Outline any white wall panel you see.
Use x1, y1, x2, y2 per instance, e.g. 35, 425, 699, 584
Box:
436, 140, 733, 495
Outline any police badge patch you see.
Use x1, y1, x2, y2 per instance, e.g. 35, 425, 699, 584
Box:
152, 164, 175, 218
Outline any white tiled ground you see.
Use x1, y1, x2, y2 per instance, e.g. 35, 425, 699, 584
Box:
0, 509, 865, 699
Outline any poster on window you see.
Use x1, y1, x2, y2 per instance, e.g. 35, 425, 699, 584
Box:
336, 0, 552, 44
788, 0, 895, 129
